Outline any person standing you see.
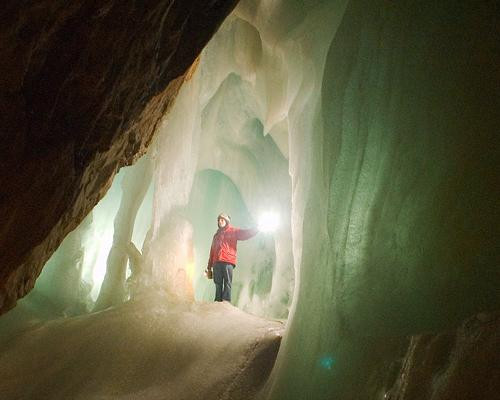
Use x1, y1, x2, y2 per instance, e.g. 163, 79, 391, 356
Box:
206, 213, 258, 302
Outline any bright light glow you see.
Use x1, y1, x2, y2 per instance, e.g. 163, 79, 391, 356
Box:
258, 211, 280, 233
186, 261, 195, 282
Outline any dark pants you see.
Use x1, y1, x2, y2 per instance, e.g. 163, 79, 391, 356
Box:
213, 262, 234, 302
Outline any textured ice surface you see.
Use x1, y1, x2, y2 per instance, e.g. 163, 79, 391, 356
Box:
0, 292, 283, 400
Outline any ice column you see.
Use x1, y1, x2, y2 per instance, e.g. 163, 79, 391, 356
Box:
140, 67, 202, 300
94, 155, 152, 310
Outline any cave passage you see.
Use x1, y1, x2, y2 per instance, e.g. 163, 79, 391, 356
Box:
0, 0, 499, 399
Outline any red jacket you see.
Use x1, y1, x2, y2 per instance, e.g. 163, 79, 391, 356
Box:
207, 224, 258, 268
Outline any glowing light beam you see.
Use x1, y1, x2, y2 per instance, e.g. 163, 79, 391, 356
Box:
258, 211, 280, 233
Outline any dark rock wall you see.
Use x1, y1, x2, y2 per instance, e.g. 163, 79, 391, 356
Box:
334, 312, 500, 399
389, 312, 500, 400
0, 0, 238, 314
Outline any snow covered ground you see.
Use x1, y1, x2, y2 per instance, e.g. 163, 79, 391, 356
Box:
0, 293, 283, 400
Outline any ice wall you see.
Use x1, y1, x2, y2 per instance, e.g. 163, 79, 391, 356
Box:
256, 1, 500, 399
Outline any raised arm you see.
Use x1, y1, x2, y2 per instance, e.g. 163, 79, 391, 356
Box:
235, 227, 259, 241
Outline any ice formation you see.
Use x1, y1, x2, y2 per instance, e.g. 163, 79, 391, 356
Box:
1, 0, 498, 399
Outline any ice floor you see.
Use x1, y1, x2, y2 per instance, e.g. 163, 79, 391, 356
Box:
0, 293, 283, 400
